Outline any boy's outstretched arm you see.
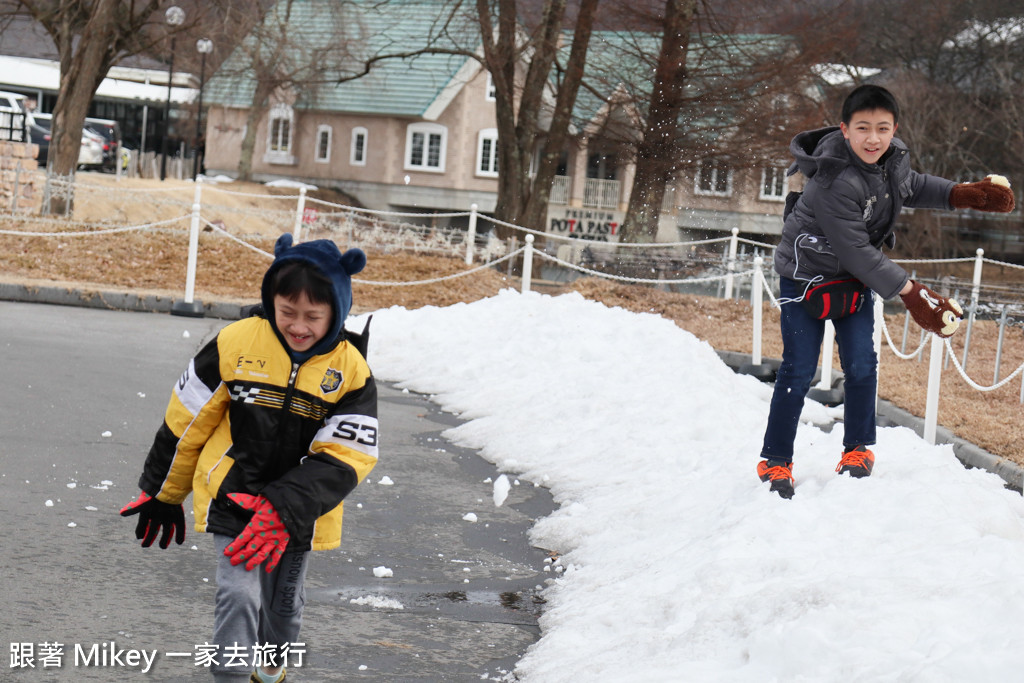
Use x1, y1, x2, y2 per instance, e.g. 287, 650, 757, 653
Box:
121, 337, 229, 547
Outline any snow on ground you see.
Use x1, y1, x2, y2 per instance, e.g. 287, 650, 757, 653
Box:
366, 289, 1024, 682
264, 178, 318, 191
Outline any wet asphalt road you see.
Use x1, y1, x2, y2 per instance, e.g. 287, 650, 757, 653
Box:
0, 301, 555, 682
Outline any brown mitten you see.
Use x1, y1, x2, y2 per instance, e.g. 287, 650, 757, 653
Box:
949, 175, 1015, 213
900, 281, 963, 338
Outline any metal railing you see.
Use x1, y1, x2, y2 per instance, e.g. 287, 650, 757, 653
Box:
582, 178, 620, 209
549, 175, 570, 205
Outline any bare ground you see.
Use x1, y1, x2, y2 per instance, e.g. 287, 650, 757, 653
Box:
3, 173, 1022, 467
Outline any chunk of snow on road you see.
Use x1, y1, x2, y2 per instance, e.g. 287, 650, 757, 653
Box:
493, 474, 511, 507
350, 595, 405, 610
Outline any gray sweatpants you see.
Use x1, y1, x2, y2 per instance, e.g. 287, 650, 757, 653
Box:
210, 533, 309, 681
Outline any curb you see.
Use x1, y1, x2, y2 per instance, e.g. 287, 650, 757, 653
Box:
718, 350, 1024, 492
0, 281, 254, 321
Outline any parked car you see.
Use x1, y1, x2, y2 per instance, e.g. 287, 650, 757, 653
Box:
0, 90, 32, 142
84, 117, 122, 172
78, 127, 105, 169
30, 113, 105, 170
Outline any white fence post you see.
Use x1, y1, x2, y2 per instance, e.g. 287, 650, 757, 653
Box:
293, 186, 307, 243
171, 181, 205, 317
465, 203, 478, 265
724, 227, 739, 299
521, 234, 534, 294
923, 333, 944, 444
961, 248, 984, 371
817, 321, 836, 391
873, 295, 884, 411
750, 256, 763, 365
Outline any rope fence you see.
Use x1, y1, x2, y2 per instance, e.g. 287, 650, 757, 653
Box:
4, 173, 1024, 461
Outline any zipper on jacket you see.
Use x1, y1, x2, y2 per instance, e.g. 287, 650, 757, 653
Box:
271, 361, 302, 472
282, 362, 300, 412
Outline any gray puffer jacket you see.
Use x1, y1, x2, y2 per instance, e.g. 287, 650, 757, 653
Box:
774, 127, 954, 300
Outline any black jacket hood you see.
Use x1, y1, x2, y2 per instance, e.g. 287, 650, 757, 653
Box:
789, 126, 909, 189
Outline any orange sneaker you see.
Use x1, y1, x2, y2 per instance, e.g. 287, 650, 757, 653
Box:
836, 445, 874, 478
757, 460, 794, 499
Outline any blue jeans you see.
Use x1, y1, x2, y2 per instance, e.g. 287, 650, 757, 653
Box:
760, 277, 878, 462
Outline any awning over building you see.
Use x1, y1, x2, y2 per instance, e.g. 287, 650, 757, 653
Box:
0, 55, 196, 106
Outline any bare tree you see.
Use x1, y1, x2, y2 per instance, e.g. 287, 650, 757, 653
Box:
209, 0, 370, 181
476, 0, 601, 233
585, 0, 834, 242
616, 0, 697, 243
0, 0, 255, 213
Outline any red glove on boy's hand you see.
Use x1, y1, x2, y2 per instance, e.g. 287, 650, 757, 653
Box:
225, 493, 290, 573
949, 175, 1015, 213
900, 281, 964, 338
120, 491, 186, 549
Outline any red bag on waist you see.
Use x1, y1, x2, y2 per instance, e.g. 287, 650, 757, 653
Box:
801, 278, 867, 320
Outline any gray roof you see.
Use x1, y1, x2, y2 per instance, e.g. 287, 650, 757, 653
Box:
204, 0, 480, 117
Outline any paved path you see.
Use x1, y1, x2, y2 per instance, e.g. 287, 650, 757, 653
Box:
0, 301, 554, 681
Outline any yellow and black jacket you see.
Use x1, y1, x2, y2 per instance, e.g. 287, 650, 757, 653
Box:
139, 315, 378, 551
138, 234, 377, 552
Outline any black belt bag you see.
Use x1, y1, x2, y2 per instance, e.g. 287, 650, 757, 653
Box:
801, 278, 867, 320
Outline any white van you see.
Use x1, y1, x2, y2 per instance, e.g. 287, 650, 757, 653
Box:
31, 113, 105, 168
0, 90, 33, 142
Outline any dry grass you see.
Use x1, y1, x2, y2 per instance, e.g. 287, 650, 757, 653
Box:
2, 173, 1022, 467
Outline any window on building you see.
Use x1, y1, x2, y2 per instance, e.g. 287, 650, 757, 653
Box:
405, 122, 446, 172
315, 125, 332, 163
485, 72, 497, 101
351, 127, 367, 166
760, 165, 787, 201
695, 160, 731, 196
476, 128, 499, 177
265, 103, 295, 164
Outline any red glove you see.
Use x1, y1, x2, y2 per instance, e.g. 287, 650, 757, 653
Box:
225, 493, 290, 573
900, 281, 963, 338
120, 491, 186, 549
949, 176, 1015, 213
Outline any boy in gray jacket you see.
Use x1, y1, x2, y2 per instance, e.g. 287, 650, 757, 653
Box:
758, 84, 1014, 498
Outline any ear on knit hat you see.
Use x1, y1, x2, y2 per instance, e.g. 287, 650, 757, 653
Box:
340, 247, 366, 275
274, 232, 294, 256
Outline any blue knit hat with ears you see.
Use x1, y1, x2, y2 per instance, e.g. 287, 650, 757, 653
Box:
261, 233, 367, 359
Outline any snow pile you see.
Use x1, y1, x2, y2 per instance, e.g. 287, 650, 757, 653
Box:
264, 179, 318, 191
368, 289, 1024, 681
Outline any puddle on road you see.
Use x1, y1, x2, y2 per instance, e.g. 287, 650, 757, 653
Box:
332, 585, 547, 624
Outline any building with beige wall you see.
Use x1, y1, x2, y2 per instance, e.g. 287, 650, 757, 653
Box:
202, 1, 796, 245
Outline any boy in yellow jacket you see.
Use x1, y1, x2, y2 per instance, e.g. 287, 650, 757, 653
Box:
121, 234, 377, 682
